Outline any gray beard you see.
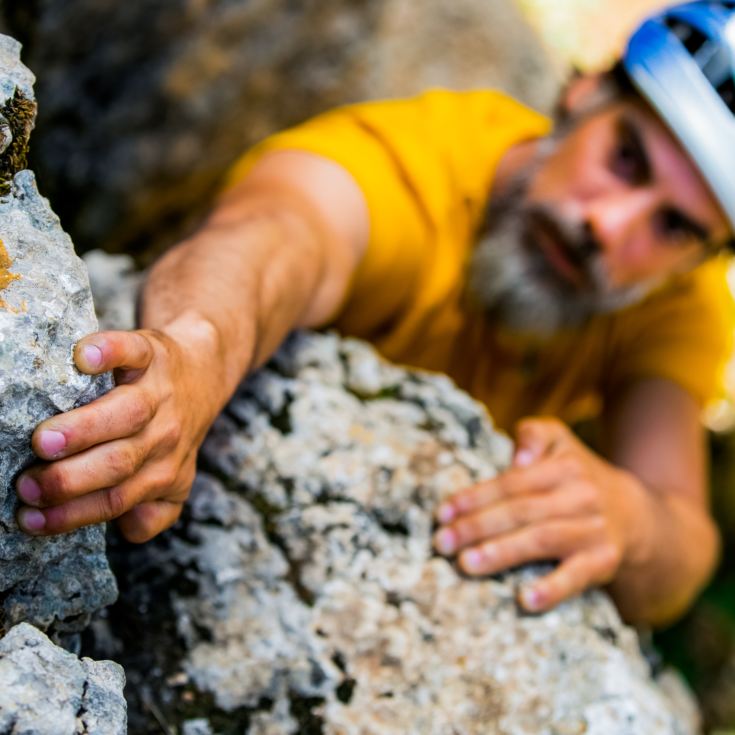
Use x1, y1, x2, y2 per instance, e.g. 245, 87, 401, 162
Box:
466, 176, 657, 337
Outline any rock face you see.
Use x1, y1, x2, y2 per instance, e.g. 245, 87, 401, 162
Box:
0, 0, 560, 262
0, 622, 126, 735
0, 36, 116, 642
79, 254, 699, 735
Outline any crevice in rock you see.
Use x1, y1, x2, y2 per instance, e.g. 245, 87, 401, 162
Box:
287, 693, 325, 734
76, 679, 89, 733
335, 677, 356, 704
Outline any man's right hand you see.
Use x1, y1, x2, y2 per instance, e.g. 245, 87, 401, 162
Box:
15, 316, 223, 543
13, 149, 369, 544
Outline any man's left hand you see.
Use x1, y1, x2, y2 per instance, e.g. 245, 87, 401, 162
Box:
433, 417, 650, 613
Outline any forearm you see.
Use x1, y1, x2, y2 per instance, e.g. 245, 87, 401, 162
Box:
608, 474, 720, 626
140, 188, 330, 416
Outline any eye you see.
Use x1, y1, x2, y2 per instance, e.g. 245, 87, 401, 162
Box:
610, 127, 646, 184
655, 208, 698, 245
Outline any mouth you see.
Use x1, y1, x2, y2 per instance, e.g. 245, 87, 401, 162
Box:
526, 213, 589, 290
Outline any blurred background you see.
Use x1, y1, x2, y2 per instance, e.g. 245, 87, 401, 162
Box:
1, 0, 734, 731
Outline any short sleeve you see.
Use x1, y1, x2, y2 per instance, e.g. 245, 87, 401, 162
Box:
223, 90, 551, 338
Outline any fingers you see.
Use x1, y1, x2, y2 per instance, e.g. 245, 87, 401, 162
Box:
16, 461, 191, 536
434, 483, 598, 555
513, 417, 569, 467
29, 384, 156, 461
17, 482, 145, 536
435, 456, 573, 524
517, 545, 621, 613
17, 438, 147, 507
75, 331, 155, 377
117, 501, 183, 544
455, 517, 603, 576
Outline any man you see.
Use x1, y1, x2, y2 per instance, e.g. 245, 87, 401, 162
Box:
13, 1, 735, 626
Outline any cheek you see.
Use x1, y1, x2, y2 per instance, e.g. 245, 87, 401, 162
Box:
528, 144, 612, 208
605, 239, 698, 287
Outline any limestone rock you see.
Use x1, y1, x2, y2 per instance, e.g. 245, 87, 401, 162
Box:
79, 314, 699, 733
1, 0, 560, 261
0, 37, 116, 640
0, 622, 126, 735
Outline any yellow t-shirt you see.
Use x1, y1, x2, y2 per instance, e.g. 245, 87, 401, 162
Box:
226, 90, 734, 431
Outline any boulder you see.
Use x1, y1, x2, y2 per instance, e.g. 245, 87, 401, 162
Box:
0, 622, 126, 735
0, 36, 116, 642
79, 255, 699, 734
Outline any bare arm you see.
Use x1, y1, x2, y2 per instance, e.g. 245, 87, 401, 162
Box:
15, 150, 369, 541
142, 149, 370, 375
601, 379, 719, 624
433, 379, 719, 627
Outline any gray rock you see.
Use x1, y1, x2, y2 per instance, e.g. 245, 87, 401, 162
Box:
0, 622, 126, 735
1, 0, 560, 261
0, 37, 116, 640
78, 298, 699, 732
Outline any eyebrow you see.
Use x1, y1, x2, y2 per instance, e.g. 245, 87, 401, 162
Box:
619, 115, 714, 246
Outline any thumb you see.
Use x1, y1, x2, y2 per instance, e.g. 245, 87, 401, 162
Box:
512, 417, 567, 468
74, 330, 154, 378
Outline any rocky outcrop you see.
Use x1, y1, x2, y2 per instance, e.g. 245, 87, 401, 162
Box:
0, 36, 116, 642
79, 252, 699, 734
0, 0, 560, 262
0, 622, 126, 735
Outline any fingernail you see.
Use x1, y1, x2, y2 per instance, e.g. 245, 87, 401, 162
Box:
514, 448, 535, 467
17, 475, 41, 505
82, 344, 103, 369
436, 503, 455, 524
433, 528, 456, 555
18, 507, 46, 533
519, 586, 543, 611
39, 429, 66, 458
461, 548, 485, 571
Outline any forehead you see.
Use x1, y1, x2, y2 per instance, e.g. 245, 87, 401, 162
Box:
604, 98, 731, 242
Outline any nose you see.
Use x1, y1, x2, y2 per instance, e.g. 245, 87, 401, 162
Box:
581, 188, 659, 258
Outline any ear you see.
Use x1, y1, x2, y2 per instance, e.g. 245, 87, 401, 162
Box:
558, 73, 612, 117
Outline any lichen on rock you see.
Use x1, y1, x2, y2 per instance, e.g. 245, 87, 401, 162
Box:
0, 36, 34, 195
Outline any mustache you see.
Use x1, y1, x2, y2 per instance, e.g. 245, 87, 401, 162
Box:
523, 205, 602, 281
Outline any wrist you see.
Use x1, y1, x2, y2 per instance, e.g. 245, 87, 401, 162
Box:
155, 310, 248, 419
616, 467, 658, 572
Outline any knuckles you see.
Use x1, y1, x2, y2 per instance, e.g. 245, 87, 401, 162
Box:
531, 525, 561, 555
157, 419, 183, 452
35, 465, 72, 504
100, 485, 130, 521
127, 389, 157, 432
556, 451, 585, 479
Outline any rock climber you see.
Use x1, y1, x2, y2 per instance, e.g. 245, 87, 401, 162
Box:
15, 1, 735, 626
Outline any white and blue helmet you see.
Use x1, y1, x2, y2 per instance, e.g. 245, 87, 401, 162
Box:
624, 1, 735, 232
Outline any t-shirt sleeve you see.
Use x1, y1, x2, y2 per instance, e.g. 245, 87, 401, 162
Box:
223, 90, 551, 336
603, 257, 734, 406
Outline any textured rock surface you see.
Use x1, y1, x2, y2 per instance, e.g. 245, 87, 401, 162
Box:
0, 38, 116, 640
1, 0, 560, 261
0, 622, 126, 735
80, 257, 699, 734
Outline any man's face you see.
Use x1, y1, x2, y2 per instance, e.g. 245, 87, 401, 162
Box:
469, 94, 731, 335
